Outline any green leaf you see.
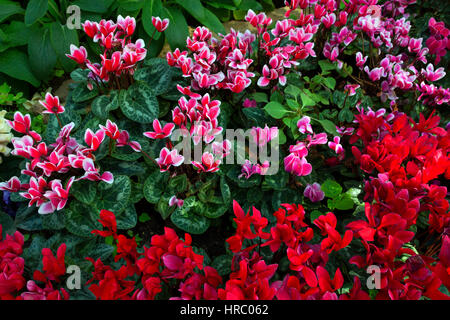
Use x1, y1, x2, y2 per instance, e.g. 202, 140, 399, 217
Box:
318, 60, 336, 73
139, 212, 151, 223
65, 202, 101, 238
24, 0, 48, 25
202, 203, 228, 219
143, 171, 169, 204
323, 77, 336, 90
94, 175, 131, 215
175, 0, 225, 34
300, 92, 316, 107
321, 179, 342, 199
161, 6, 189, 50
142, 0, 163, 39
168, 174, 188, 194
0, 21, 34, 53
0, 0, 24, 23
220, 176, 231, 204
211, 255, 232, 276
71, 180, 97, 205
15, 205, 43, 231
28, 27, 57, 81
310, 210, 324, 223
41, 211, 65, 230
116, 204, 137, 229
0, 49, 40, 87
316, 119, 339, 136
170, 198, 210, 234
91, 91, 119, 119
264, 170, 289, 190
71, 82, 98, 102
285, 85, 302, 99
49, 22, 79, 72
334, 193, 354, 211
0, 210, 15, 237
135, 58, 173, 95
72, 0, 114, 13
264, 101, 289, 119
44, 104, 81, 141
242, 108, 272, 126
119, 82, 159, 124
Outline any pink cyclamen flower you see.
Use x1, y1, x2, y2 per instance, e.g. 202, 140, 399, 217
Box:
117, 15, 136, 36
40, 93, 65, 114
152, 16, 169, 32
99, 120, 120, 140
344, 84, 360, 96
0, 177, 22, 193
328, 136, 344, 154
157, 148, 184, 172
42, 177, 75, 214
284, 153, 312, 177
297, 116, 313, 134
243, 99, 257, 108
84, 128, 106, 152
66, 45, 88, 64
169, 196, 184, 208
356, 52, 368, 69
192, 152, 221, 173
144, 120, 175, 139
304, 183, 325, 202
421, 64, 446, 82
251, 125, 278, 146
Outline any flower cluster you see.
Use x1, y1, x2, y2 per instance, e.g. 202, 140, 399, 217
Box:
66, 15, 151, 91
0, 225, 69, 300
86, 210, 222, 300
284, 116, 329, 177
347, 108, 450, 299
0, 99, 141, 214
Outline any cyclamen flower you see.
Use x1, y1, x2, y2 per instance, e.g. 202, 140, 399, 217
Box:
156, 148, 184, 172
84, 129, 106, 152
344, 84, 360, 96
39, 93, 65, 114
297, 116, 313, 134
304, 183, 325, 203
169, 196, 184, 208
117, 15, 136, 36
66, 45, 88, 64
152, 17, 169, 32
421, 64, 446, 82
284, 153, 312, 177
192, 152, 221, 173
144, 120, 175, 140
251, 126, 278, 147
328, 136, 344, 154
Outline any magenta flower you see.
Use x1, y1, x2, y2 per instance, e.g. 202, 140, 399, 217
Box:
284, 153, 312, 177
152, 16, 169, 32
117, 15, 136, 36
169, 196, 184, 208
304, 183, 325, 202
156, 148, 184, 172
192, 152, 220, 173
39, 93, 65, 115
344, 84, 360, 96
144, 120, 175, 140
297, 116, 313, 134
243, 98, 257, 108
328, 136, 344, 154
66, 45, 88, 64
251, 125, 278, 146
84, 128, 106, 152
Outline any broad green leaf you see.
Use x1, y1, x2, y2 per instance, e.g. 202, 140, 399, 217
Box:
116, 204, 137, 229
321, 179, 342, 199
316, 119, 339, 136
91, 91, 119, 119
170, 198, 210, 234
119, 82, 159, 124
71, 82, 98, 102
24, 0, 48, 25
300, 92, 316, 107
41, 211, 65, 230
0, 0, 24, 23
143, 171, 169, 204
161, 6, 189, 50
72, 0, 114, 13
28, 27, 57, 81
71, 180, 97, 205
220, 176, 231, 204
211, 255, 232, 276
135, 58, 173, 95
0, 49, 40, 86
264, 101, 289, 119
323, 77, 336, 90
15, 205, 42, 231
49, 22, 79, 72
94, 176, 131, 215
65, 202, 101, 238
242, 108, 272, 126
0, 210, 15, 237
142, 0, 163, 40
0, 21, 34, 53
